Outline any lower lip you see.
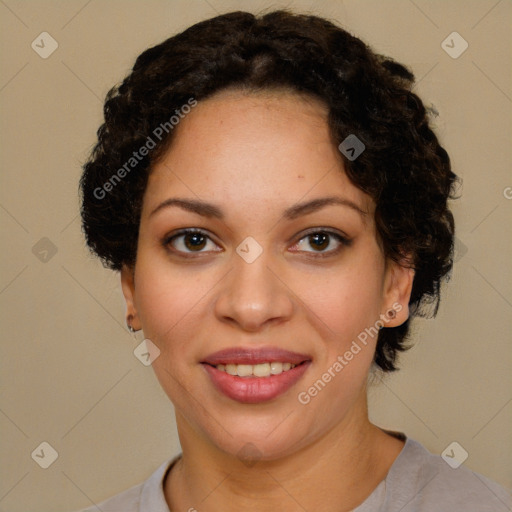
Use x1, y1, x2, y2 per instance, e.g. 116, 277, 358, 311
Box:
202, 362, 311, 404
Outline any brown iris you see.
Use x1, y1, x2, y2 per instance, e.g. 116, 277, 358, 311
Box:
184, 232, 207, 251
308, 232, 329, 251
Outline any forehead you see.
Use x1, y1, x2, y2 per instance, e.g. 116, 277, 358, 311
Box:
143, 90, 373, 217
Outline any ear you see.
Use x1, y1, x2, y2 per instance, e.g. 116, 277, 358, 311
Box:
381, 258, 415, 328
120, 264, 141, 331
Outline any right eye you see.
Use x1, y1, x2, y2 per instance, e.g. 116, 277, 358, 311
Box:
164, 229, 222, 255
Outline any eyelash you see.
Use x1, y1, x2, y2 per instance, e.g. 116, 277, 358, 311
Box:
289, 228, 351, 257
162, 228, 351, 258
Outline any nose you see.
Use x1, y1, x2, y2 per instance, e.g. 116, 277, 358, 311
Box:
213, 251, 294, 332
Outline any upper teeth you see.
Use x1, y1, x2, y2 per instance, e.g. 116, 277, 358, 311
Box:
216, 362, 296, 377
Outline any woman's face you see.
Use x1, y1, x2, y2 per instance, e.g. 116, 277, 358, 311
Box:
122, 89, 412, 461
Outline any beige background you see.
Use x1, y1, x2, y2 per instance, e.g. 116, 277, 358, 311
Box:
1, 0, 511, 510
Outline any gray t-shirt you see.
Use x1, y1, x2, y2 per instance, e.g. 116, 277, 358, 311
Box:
77, 436, 511, 511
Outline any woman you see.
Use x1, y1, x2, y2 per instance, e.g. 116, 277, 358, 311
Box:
78, 10, 510, 512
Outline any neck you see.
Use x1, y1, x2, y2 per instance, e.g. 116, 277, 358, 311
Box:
165, 401, 403, 512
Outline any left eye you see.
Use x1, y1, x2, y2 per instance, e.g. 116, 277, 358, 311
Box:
167, 230, 220, 253
291, 231, 346, 253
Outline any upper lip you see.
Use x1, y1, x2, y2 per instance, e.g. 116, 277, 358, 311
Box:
201, 347, 311, 366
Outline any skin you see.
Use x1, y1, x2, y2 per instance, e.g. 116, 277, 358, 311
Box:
121, 89, 414, 512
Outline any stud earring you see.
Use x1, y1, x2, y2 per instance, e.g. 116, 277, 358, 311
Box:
127, 315, 136, 333
387, 308, 397, 319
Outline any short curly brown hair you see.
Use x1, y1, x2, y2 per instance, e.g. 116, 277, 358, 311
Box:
80, 10, 457, 371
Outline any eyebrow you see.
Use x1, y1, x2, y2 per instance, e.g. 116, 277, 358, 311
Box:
283, 196, 368, 220
149, 196, 367, 220
150, 198, 224, 219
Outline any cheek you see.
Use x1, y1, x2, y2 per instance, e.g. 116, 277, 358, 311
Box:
133, 258, 214, 359
292, 266, 382, 419
291, 261, 385, 345
133, 260, 217, 406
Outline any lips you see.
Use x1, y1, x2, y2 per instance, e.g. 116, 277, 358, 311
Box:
201, 346, 311, 366
201, 347, 312, 404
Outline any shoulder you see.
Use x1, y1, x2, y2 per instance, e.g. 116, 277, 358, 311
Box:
382, 437, 511, 512
73, 482, 143, 512
71, 455, 180, 512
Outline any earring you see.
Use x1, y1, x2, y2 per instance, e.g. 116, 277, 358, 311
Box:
386, 308, 397, 319
127, 315, 136, 333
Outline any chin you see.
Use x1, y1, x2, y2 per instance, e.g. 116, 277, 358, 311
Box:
222, 433, 308, 464
195, 409, 316, 464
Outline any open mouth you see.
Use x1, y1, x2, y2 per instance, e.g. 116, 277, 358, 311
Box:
201, 359, 312, 404
204, 360, 309, 378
